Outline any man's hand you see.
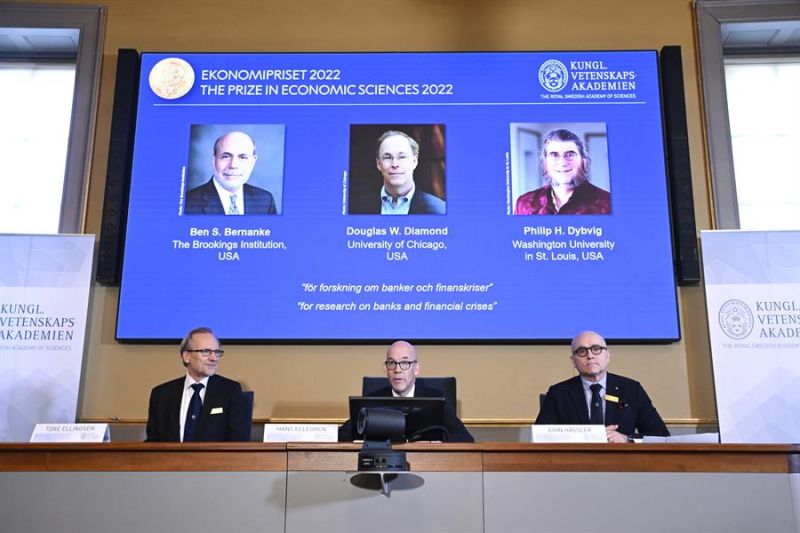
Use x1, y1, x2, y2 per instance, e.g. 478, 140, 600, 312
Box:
606, 424, 629, 443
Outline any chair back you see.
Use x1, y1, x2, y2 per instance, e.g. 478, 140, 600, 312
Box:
242, 390, 255, 418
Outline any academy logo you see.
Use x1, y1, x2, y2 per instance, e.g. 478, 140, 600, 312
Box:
719, 299, 754, 340
538, 59, 569, 93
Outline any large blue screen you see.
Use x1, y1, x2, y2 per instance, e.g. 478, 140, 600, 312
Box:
117, 51, 680, 342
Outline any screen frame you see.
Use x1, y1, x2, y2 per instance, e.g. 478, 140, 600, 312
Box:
114, 50, 683, 345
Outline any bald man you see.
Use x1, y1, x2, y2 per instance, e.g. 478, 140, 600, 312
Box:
535, 330, 669, 442
185, 131, 277, 215
338, 340, 473, 442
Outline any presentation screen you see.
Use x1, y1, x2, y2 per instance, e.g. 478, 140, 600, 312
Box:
117, 51, 680, 342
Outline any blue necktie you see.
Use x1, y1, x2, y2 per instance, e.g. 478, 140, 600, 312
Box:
589, 383, 604, 425
183, 383, 204, 442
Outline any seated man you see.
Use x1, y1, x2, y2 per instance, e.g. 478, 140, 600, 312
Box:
338, 340, 473, 442
535, 330, 669, 442
145, 326, 251, 442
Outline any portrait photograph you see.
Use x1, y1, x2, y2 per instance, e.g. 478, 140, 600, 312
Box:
509, 122, 611, 215
183, 123, 285, 215
347, 124, 447, 215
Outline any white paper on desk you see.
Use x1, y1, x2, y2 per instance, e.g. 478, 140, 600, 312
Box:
263, 423, 338, 442
642, 433, 720, 444
531, 424, 607, 443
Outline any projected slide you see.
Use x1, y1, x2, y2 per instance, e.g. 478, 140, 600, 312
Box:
117, 51, 679, 341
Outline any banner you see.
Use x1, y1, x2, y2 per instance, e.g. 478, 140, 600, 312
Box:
0, 234, 94, 442
702, 230, 800, 443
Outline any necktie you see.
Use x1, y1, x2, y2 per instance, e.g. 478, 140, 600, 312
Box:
228, 194, 239, 214
589, 383, 604, 425
183, 383, 204, 442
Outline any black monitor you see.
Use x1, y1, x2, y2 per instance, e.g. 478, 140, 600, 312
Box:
116, 51, 681, 343
348, 396, 446, 442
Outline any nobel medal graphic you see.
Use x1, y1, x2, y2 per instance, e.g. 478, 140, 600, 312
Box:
149, 57, 195, 100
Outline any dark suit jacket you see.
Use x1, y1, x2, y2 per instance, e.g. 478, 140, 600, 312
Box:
535, 373, 669, 437
145, 374, 252, 442
349, 189, 446, 214
184, 178, 277, 214
338, 382, 473, 442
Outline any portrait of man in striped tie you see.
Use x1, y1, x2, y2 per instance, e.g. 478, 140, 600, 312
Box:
184, 130, 278, 215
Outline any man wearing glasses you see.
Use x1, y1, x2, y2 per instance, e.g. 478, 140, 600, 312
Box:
348, 130, 446, 215
535, 330, 668, 442
338, 340, 473, 442
514, 128, 611, 215
145, 326, 251, 442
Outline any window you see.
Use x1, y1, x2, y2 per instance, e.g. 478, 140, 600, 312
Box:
724, 58, 800, 229
0, 62, 75, 233
695, 0, 800, 229
0, 5, 104, 234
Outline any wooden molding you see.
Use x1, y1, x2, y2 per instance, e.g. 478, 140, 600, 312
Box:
1, 442, 796, 474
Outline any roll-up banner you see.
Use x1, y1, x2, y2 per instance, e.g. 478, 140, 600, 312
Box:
0, 234, 94, 442
702, 230, 800, 443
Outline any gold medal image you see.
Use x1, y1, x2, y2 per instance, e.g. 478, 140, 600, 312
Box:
149, 57, 194, 100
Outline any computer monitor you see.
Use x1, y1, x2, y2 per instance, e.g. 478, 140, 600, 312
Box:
348, 396, 446, 442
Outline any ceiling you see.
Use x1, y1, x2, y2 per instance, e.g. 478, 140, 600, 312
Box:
0, 19, 798, 57
722, 19, 800, 54
0, 27, 79, 58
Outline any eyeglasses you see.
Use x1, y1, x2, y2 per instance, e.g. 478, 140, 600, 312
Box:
384, 360, 417, 370
185, 349, 224, 357
379, 153, 410, 164
546, 150, 579, 162
572, 345, 607, 358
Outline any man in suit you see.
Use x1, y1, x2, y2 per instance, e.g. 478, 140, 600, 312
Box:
145, 326, 251, 442
535, 330, 669, 442
184, 131, 277, 215
338, 340, 473, 442
349, 130, 446, 214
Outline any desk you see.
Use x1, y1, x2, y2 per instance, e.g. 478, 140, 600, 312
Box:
1, 443, 797, 533
0, 443, 286, 533
482, 443, 800, 533
286, 443, 483, 533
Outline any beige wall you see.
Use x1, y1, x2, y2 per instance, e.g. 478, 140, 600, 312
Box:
54, 0, 713, 424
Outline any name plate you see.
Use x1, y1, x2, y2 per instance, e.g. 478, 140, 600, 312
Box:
30, 423, 110, 443
263, 424, 338, 443
531, 424, 607, 443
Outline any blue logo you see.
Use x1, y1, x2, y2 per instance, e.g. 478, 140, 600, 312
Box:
538, 60, 569, 93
